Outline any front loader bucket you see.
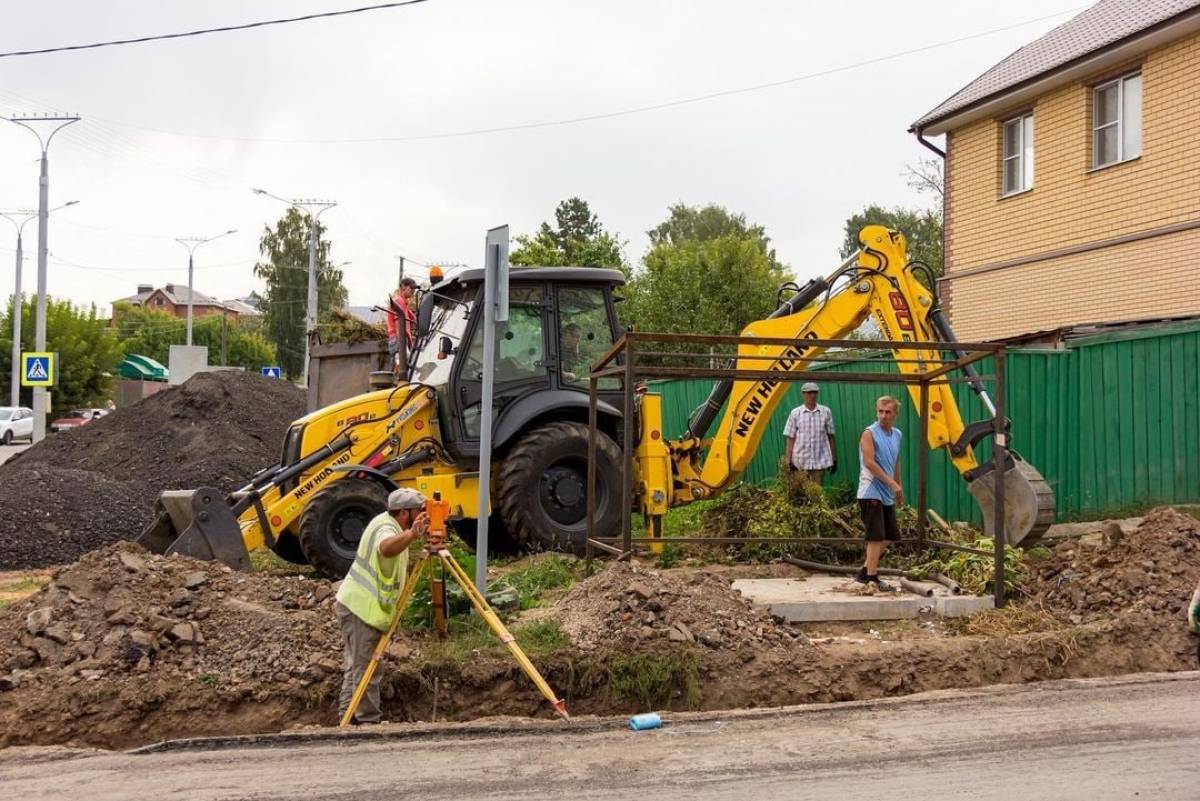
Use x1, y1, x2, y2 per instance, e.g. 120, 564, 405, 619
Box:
966, 454, 1056, 547
136, 487, 251, 572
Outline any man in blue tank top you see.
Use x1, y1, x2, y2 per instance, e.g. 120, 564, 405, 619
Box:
856, 395, 904, 590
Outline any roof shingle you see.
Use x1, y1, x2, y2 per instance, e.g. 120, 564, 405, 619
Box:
912, 0, 1200, 131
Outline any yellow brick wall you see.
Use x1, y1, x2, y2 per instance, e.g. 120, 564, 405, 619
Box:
946, 227, 1200, 341
942, 28, 1200, 340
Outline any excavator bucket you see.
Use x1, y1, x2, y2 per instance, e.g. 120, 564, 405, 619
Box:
966, 454, 1056, 547
136, 488, 251, 572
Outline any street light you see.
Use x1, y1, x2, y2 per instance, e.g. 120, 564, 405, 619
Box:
1, 200, 78, 408
175, 229, 237, 346
252, 188, 337, 387
7, 113, 80, 442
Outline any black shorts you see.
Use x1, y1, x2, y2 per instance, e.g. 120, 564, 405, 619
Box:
859, 499, 900, 542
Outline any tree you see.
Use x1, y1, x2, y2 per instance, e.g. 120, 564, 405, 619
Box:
622, 204, 789, 361
510, 197, 626, 269
903, 157, 944, 202
840, 204, 944, 279
648, 203, 781, 269
114, 304, 276, 372
254, 208, 348, 379
0, 295, 122, 409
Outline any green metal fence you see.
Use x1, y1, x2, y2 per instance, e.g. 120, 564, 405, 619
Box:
647, 320, 1200, 523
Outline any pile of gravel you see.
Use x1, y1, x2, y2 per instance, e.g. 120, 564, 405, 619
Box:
0, 372, 306, 569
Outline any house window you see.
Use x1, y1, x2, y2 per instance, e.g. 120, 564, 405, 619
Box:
1001, 113, 1034, 195
1093, 72, 1141, 167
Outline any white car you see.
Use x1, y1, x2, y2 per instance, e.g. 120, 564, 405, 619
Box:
0, 406, 34, 445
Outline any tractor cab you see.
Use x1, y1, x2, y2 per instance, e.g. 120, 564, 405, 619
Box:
411, 267, 627, 461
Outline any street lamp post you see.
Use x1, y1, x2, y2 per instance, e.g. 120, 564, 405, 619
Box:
252, 189, 336, 386
1, 201, 78, 408
175, 230, 237, 346
7, 114, 80, 442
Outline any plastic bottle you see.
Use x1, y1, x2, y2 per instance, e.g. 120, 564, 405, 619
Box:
629, 712, 662, 731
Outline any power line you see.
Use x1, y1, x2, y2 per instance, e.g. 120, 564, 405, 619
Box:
77, 6, 1084, 145
0, 1, 432, 59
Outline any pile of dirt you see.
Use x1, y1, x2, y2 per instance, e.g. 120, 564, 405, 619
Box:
552, 562, 802, 660
0, 542, 349, 692
1033, 507, 1200, 623
0, 372, 305, 569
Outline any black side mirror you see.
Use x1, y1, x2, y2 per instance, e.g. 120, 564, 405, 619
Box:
438, 335, 456, 359
417, 293, 435, 338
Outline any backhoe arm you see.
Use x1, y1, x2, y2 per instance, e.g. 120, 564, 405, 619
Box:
656, 225, 1055, 545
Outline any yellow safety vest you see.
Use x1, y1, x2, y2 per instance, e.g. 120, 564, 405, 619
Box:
335, 512, 409, 631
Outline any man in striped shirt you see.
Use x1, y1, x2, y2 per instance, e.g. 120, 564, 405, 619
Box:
783, 382, 836, 485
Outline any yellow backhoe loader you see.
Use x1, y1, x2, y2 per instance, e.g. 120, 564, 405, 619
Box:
635, 224, 1054, 543
138, 226, 1054, 579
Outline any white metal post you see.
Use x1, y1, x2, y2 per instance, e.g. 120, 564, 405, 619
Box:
474, 225, 509, 593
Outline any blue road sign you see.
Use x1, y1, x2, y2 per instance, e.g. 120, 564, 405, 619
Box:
21, 352, 55, 387
261, 366, 282, 379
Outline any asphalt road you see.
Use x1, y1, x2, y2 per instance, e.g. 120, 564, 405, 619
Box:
1, 672, 1196, 801
0, 442, 30, 465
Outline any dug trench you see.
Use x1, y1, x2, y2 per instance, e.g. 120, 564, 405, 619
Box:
1, 507, 1197, 751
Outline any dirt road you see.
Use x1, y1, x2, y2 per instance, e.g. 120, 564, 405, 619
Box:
2, 672, 1196, 801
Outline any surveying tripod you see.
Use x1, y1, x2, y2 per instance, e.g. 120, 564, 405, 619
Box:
340, 493, 569, 727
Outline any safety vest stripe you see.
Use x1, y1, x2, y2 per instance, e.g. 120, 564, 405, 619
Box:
352, 555, 398, 592
345, 563, 398, 604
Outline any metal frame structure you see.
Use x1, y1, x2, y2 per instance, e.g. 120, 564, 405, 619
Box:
584, 331, 1012, 606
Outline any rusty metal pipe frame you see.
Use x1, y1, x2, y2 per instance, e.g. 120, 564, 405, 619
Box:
589, 332, 1003, 577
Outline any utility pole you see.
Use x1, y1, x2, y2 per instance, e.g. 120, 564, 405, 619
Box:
7, 114, 79, 442
2, 202, 78, 408
175, 229, 236, 346
252, 189, 336, 387
396, 255, 405, 287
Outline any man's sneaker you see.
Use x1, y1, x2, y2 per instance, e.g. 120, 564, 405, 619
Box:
869, 575, 896, 592
854, 566, 870, 585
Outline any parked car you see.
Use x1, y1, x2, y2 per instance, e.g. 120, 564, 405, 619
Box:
0, 406, 34, 444
49, 408, 105, 434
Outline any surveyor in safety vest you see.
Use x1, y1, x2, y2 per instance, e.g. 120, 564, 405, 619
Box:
335, 487, 429, 724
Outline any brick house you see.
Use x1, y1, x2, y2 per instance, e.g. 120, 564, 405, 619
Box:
113, 283, 239, 323
910, 0, 1200, 341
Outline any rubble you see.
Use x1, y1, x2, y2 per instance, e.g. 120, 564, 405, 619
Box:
0, 372, 306, 569
553, 561, 802, 664
0, 542, 351, 689
1032, 507, 1200, 623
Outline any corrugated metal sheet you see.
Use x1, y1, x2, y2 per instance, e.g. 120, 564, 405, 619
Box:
648, 322, 1200, 523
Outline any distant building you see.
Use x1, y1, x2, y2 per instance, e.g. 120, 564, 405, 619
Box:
113, 283, 239, 323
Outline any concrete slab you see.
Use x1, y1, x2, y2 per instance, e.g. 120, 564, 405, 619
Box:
732, 575, 994, 623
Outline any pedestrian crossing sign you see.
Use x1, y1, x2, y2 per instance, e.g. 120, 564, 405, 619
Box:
21, 352, 55, 387
261, 366, 281, 379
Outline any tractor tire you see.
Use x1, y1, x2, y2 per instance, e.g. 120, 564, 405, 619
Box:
298, 478, 387, 580
270, 532, 309, 565
497, 421, 623, 555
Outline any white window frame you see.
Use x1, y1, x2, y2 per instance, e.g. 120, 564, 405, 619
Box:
1001, 113, 1034, 196
1092, 71, 1142, 168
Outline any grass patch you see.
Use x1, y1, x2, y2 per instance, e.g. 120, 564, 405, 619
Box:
418, 615, 572, 663
248, 548, 315, 576
494, 556, 581, 609
948, 601, 1065, 638
0, 574, 50, 611
608, 649, 701, 710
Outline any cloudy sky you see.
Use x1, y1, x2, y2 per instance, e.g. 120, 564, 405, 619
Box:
0, 0, 1082, 314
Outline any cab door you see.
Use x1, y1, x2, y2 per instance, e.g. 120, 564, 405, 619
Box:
453, 284, 551, 442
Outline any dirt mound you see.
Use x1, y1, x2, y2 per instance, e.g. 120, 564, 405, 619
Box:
553, 562, 802, 660
1033, 507, 1199, 623
0, 543, 345, 693
0, 372, 305, 569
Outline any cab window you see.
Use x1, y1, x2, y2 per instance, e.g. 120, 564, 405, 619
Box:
557, 286, 617, 388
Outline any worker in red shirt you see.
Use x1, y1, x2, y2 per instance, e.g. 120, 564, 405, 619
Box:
386, 277, 418, 360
